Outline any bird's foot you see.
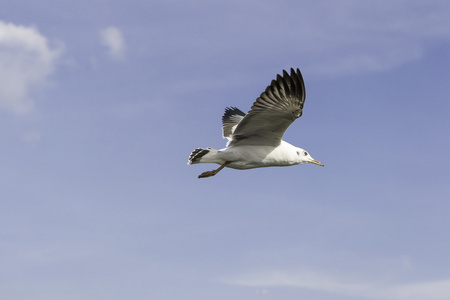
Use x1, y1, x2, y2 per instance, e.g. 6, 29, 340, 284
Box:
198, 170, 217, 178
197, 161, 230, 179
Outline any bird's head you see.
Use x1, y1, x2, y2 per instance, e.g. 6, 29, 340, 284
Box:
295, 148, 324, 166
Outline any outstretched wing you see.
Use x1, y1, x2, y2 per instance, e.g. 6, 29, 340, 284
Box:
222, 107, 246, 140
228, 68, 306, 147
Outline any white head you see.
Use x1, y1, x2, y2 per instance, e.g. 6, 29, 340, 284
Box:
295, 148, 324, 166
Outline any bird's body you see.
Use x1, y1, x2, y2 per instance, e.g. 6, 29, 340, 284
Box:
191, 141, 309, 170
188, 68, 323, 178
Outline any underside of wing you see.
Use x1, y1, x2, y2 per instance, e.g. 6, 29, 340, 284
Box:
222, 107, 246, 140
228, 68, 306, 147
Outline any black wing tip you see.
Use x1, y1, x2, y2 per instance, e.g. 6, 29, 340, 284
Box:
278, 67, 304, 88
274, 67, 306, 113
222, 106, 246, 123
223, 106, 245, 116
280, 67, 303, 81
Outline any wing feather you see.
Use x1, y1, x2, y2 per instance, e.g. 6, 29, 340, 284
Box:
222, 107, 246, 140
228, 68, 305, 147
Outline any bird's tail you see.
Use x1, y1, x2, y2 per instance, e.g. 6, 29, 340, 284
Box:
187, 147, 219, 165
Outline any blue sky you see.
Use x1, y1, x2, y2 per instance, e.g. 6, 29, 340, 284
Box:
1, 1, 450, 299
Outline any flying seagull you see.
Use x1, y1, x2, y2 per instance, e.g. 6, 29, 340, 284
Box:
188, 68, 323, 178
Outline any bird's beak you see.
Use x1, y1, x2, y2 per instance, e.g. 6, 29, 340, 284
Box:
310, 159, 324, 167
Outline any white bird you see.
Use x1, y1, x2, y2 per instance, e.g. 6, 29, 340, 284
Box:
188, 68, 323, 178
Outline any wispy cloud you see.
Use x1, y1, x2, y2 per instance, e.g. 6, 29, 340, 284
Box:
391, 279, 450, 300
100, 26, 126, 61
223, 269, 450, 300
0, 21, 62, 115
148, 1, 450, 76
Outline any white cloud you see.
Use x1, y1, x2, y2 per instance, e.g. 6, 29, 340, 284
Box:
0, 21, 62, 115
223, 270, 376, 298
100, 26, 126, 60
391, 279, 450, 300
223, 270, 450, 300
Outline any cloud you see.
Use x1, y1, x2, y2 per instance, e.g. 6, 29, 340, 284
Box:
223, 270, 376, 297
307, 1, 450, 75
391, 279, 450, 300
100, 26, 126, 60
151, 1, 450, 76
223, 270, 450, 300
262, 1, 449, 76
0, 21, 62, 115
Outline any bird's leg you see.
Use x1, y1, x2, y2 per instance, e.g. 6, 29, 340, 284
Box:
198, 161, 230, 179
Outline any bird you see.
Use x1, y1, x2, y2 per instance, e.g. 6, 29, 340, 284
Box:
188, 68, 323, 178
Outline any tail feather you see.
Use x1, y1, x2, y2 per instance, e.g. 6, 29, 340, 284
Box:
188, 148, 209, 164
188, 147, 220, 165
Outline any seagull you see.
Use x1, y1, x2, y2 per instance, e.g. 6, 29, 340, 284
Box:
188, 68, 323, 178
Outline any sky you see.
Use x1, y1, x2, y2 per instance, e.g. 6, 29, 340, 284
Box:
1, 1, 450, 299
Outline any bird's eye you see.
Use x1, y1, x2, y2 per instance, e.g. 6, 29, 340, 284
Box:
296, 151, 300, 156
304, 151, 308, 156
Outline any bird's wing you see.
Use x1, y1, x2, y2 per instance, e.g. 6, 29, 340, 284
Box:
228, 68, 305, 147
222, 107, 246, 140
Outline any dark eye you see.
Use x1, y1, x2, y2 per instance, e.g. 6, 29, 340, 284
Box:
296, 151, 300, 155
304, 151, 308, 156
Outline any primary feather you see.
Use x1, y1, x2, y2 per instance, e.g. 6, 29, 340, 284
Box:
227, 68, 305, 147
